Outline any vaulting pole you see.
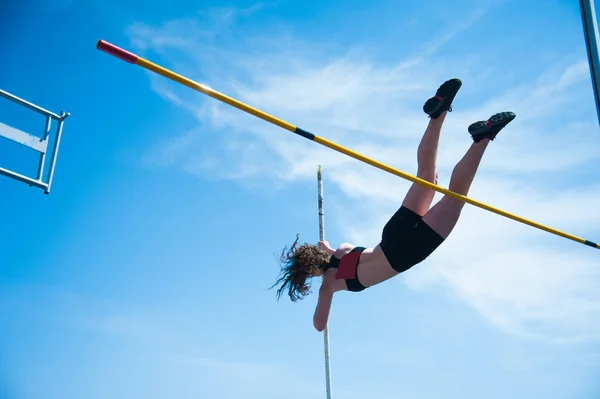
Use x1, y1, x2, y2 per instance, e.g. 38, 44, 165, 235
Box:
317, 165, 333, 399
96, 39, 600, 250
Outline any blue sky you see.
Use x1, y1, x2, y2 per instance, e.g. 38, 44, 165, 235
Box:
1, 0, 600, 398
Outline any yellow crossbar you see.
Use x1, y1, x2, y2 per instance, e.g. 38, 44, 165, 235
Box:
96, 39, 600, 250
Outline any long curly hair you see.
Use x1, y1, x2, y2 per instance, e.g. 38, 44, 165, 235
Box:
270, 234, 331, 302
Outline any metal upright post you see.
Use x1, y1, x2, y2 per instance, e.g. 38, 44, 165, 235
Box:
36, 115, 52, 181
580, 0, 600, 127
44, 111, 68, 194
317, 165, 333, 399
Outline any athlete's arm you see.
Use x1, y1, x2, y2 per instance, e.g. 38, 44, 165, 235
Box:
313, 284, 334, 332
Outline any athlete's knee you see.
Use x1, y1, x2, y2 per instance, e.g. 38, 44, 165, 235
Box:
417, 166, 437, 184
441, 195, 465, 213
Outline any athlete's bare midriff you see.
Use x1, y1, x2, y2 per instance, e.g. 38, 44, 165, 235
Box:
354, 245, 399, 287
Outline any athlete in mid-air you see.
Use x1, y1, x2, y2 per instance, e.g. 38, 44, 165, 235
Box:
270, 78, 516, 331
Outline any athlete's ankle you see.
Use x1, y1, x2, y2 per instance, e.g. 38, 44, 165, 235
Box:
428, 114, 445, 126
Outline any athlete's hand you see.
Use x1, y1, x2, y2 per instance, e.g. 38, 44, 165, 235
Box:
318, 240, 330, 250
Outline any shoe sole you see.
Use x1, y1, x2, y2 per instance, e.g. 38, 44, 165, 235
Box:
469, 112, 516, 141
423, 78, 462, 118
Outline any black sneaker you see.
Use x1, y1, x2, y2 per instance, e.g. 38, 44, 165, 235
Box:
423, 78, 462, 118
468, 112, 516, 142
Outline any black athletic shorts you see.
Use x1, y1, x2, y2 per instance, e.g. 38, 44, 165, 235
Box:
379, 206, 445, 274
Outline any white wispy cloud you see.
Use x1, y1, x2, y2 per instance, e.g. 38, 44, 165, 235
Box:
415, 0, 495, 59
126, 6, 600, 344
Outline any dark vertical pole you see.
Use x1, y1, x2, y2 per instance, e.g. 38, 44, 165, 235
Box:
580, 0, 600, 127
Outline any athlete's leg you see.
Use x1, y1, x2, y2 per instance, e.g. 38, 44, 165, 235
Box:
402, 113, 445, 216
402, 78, 462, 216
422, 112, 516, 238
422, 140, 489, 238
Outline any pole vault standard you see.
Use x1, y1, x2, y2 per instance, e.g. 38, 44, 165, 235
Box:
579, 0, 600, 127
317, 165, 333, 399
96, 39, 600, 250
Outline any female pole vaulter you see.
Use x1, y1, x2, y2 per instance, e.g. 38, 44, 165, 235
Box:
270, 78, 516, 331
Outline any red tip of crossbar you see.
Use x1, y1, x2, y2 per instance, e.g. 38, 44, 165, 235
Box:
96, 40, 138, 64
